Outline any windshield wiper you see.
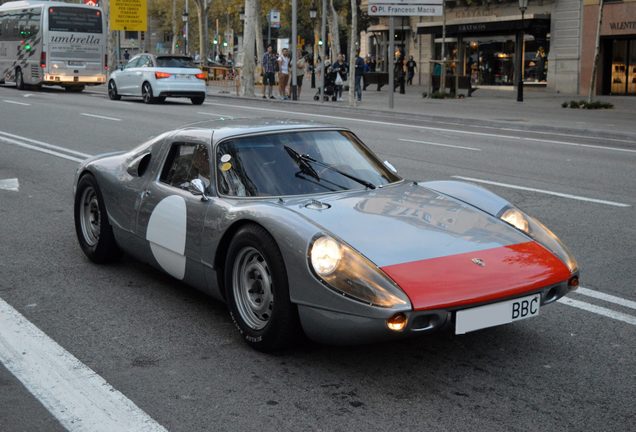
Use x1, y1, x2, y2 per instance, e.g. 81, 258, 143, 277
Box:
284, 145, 320, 181
302, 154, 376, 190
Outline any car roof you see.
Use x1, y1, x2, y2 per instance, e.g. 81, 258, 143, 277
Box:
178, 118, 346, 143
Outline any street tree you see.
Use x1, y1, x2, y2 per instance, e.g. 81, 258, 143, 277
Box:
347, 0, 356, 106
240, 0, 257, 96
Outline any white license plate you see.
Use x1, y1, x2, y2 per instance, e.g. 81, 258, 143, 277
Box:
177, 74, 193, 79
68, 61, 84, 67
455, 294, 540, 335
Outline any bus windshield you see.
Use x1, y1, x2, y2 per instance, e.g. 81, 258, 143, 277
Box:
48, 7, 102, 33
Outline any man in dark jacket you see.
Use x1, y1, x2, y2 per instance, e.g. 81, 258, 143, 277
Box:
354, 50, 364, 102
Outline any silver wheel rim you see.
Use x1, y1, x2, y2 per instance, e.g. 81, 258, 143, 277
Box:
232, 246, 274, 330
143, 84, 151, 102
79, 186, 100, 246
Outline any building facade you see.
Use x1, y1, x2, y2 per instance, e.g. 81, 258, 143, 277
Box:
361, 0, 588, 95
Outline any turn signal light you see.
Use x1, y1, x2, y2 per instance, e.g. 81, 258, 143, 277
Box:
387, 313, 408, 332
195, 72, 206, 80
155, 71, 172, 79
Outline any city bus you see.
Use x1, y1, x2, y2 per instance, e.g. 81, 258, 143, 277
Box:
0, 0, 107, 91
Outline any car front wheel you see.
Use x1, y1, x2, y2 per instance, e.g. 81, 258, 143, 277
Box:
190, 96, 205, 105
74, 174, 121, 263
225, 224, 300, 352
108, 80, 121, 100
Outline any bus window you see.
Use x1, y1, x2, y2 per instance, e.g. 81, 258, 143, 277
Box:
48, 7, 102, 33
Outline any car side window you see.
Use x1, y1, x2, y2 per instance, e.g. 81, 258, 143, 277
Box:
125, 57, 141, 69
139, 55, 152, 68
160, 143, 211, 189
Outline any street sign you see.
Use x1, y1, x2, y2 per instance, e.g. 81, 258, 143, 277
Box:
110, 0, 147, 31
368, 0, 442, 4
368, 4, 442, 16
270, 10, 280, 29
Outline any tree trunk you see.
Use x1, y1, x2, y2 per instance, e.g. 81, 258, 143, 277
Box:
588, 0, 604, 103
241, 0, 256, 96
171, 0, 177, 54
329, 0, 339, 60
254, 0, 264, 69
348, 0, 357, 106
193, 0, 209, 63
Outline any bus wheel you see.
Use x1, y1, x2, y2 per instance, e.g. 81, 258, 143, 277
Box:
65, 86, 85, 93
15, 69, 24, 90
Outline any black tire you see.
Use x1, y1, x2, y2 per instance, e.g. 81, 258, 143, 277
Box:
15, 68, 24, 90
142, 82, 156, 104
74, 174, 121, 263
156, 96, 166, 103
224, 224, 300, 352
108, 80, 121, 100
190, 96, 205, 105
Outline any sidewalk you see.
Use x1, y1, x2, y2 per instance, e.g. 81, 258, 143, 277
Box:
206, 80, 636, 140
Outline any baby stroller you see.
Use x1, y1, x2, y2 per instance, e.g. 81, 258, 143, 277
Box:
313, 66, 338, 101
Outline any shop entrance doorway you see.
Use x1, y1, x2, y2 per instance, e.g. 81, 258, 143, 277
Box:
605, 38, 636, 95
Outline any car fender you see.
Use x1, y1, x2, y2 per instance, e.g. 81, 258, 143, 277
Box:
419, 180, 512, 217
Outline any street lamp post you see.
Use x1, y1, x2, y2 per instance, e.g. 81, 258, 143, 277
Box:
310, 3, 317, 88
182, 4, 188, 57
517, 0, 528, 102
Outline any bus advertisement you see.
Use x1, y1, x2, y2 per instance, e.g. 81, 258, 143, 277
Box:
0, 1, 107, 92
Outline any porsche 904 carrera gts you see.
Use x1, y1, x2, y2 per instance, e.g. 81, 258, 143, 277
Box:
73, 120, 579, 351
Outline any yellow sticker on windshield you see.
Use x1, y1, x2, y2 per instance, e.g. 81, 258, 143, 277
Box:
221, 162, 232, 172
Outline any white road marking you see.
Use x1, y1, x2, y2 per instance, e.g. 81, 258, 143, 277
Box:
0, 135, 84, 162
3, 99, 30, 106
452, 176, 631, 208
197, 111, 234, 118
399, 138, 481, 151
203, 102, 636, 154
0, 130, 91, 158
23, 93, 33, 98
558, 297, 636, 326
80, 113, 122, 122
0, 178, 19, 191
0, 297, 168, 432
576, 287, 636, 310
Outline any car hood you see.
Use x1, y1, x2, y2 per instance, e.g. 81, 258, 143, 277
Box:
287, 182, 571, 310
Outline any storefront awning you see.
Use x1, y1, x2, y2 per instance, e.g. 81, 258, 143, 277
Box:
417, 14, 550, 37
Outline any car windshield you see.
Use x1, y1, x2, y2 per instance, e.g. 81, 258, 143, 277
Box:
156, 56, 195, 68
216, 130, 401, 197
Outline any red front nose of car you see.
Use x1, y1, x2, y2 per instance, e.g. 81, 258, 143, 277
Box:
381, 241, 572, 311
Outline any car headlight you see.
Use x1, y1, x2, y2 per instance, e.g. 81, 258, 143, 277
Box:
309, 235, 411, 308
499, 206, 578, 273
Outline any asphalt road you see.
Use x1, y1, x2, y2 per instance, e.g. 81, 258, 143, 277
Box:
0, 86, 634, 432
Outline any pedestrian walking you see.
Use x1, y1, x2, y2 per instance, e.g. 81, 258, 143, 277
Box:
261, 46, 277, 99
123, 49, 130, 62
331, 54, 348, 101
394, 54, 406, 94
277, 48, 290, 100
354, 50, 364, 102
406, 55, 417, 85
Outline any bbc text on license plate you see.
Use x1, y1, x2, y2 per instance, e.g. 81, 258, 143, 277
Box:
455, 293, 540, 335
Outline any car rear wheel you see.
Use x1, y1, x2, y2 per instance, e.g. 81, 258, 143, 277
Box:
190, 96, 205, 105
74, 174, 121, 263
225, 224, 300, 352
15, 68, 24, 90
142, 82, 157, 104
108, 80, 121, 100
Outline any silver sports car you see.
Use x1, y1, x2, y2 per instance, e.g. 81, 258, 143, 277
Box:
73, 120, 579, 351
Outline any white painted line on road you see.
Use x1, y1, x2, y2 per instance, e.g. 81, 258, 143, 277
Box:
452, 176, 631, 208
81, 113, 122, 122
399, 138, 481, 151
0, 130, 91, 158
197, 111, 234, 118
203, 102, 636, 154
0, 135, 85, 163
3, 99, 30, 106
0, 297, 168, 432
558, 297, 636, 326
0, 178, 19, 191
576, 287, 636, 311
23, 93, 33, 98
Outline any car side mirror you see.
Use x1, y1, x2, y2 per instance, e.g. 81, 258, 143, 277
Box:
189, 178, 210, 201
384, 160, 398, 174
